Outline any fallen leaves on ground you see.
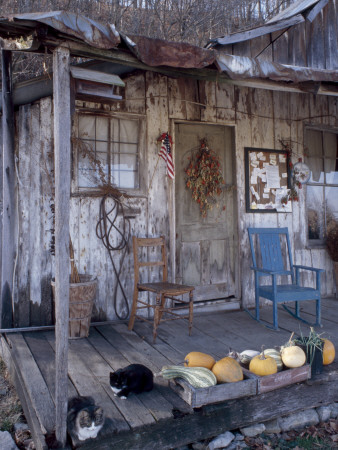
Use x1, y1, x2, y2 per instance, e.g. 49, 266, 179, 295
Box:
244, 418, 338, 449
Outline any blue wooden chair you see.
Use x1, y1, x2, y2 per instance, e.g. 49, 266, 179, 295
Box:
247, 227, 324, 330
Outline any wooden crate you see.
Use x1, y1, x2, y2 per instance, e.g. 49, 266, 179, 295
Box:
255, 365, 311, 394
169, 369, 257, 408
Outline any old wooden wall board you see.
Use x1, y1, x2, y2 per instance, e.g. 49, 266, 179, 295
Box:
1, 49, 15, 328
323, 0, 338, 69
11, 66, 337, 326
39, 97, 54, 325
288, 23, 307, 66
17, 105, 31, 327
215, 82, 236, 123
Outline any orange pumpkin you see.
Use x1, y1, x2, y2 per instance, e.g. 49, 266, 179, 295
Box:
249, 352, 278, 376
322, 338, 335, 365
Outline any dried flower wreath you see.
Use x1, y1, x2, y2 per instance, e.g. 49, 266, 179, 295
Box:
184, 139, 225, 218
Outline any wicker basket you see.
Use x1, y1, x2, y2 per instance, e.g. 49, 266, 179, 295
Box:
51, 275, 97, 339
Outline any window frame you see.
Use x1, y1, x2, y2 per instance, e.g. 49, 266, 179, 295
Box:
71, 108, 146, 196
305, 126, 338, 247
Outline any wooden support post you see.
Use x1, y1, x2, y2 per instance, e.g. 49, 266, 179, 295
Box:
53, 46, 71, 447
1, 49, 15, 328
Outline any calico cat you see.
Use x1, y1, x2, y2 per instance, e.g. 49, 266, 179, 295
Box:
110, 364, 154, 399
67, 396, 105, 445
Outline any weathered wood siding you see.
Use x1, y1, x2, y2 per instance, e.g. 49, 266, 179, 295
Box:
227, 0, 338, 70
12, 72, 337, 325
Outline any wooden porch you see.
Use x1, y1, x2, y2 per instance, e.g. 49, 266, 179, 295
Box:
1, 298, 338, 450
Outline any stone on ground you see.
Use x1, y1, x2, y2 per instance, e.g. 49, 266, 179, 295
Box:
279, 409, 319, 431
207, 431, 235, 449
0, 430, 19, 449
240, 423, 265, 437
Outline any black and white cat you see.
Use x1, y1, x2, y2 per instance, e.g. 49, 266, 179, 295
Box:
110, 364, 154, 399
67, 396, 105, 444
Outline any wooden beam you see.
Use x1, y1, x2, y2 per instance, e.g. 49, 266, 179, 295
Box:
53, 45, 71, 447
1, 49, 15, 328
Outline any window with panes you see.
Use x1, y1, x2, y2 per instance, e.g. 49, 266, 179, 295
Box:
305, 129, 338, 244
75, 113, 140, 190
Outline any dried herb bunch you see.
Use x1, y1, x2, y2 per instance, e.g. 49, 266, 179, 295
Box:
279, 139, 304, 204
294, 327, 323, 367
185, 139, 226, 218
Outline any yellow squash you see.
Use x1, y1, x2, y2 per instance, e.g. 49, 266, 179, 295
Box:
184, 352, 216, 370
212, 357, 243, 383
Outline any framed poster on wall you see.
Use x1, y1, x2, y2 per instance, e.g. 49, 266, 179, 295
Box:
245, 147, 291, 213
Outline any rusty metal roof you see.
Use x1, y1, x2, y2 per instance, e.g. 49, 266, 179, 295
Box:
0, 10, 337, 93
0, 11, 121, 49
0, 11, 215, 69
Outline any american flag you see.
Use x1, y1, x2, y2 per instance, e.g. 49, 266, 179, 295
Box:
158, 133, 175, 179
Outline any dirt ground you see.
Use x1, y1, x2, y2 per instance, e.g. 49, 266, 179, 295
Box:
0, 357, 35, 449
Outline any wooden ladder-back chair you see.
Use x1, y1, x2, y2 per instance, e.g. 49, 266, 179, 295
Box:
247, 227, 324, 330
128, 236, 194, 342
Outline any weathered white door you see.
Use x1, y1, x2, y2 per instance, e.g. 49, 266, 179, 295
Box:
175, 123, 238, 302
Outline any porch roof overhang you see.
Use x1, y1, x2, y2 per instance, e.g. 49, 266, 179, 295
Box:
0, 10, 337, 103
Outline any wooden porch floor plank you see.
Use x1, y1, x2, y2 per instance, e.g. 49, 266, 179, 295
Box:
88, 327, 192, 418
191, 312, 282, 352
4, 303, 338, 450
23, 332, 78, 401
96, 324, 176, 421
156, 316, 247, 360
97, 323, 193, 415
6, 333, 56, 433
132, 321, 186, 363
44, 331, 129, 435
85, 327, 158, 428
249, 301, 338, 347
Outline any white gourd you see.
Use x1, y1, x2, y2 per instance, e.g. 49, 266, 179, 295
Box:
281, 346, 306, 368
239, 350, 260, 365
263, 348, 283, 372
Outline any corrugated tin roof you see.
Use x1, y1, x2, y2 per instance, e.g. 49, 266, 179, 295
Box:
216, 53, 338, 83
266, 0, 327, 23
1, 11, 121, 49
0, 9, 337, 102
208, 0, 327, 46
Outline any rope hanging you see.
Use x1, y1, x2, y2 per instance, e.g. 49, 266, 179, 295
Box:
95, 193, 131, 320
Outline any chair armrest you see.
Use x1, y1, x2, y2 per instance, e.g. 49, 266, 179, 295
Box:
293, 265, 325, 273
251, 267, 290, 275
294, 265, 324, 290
